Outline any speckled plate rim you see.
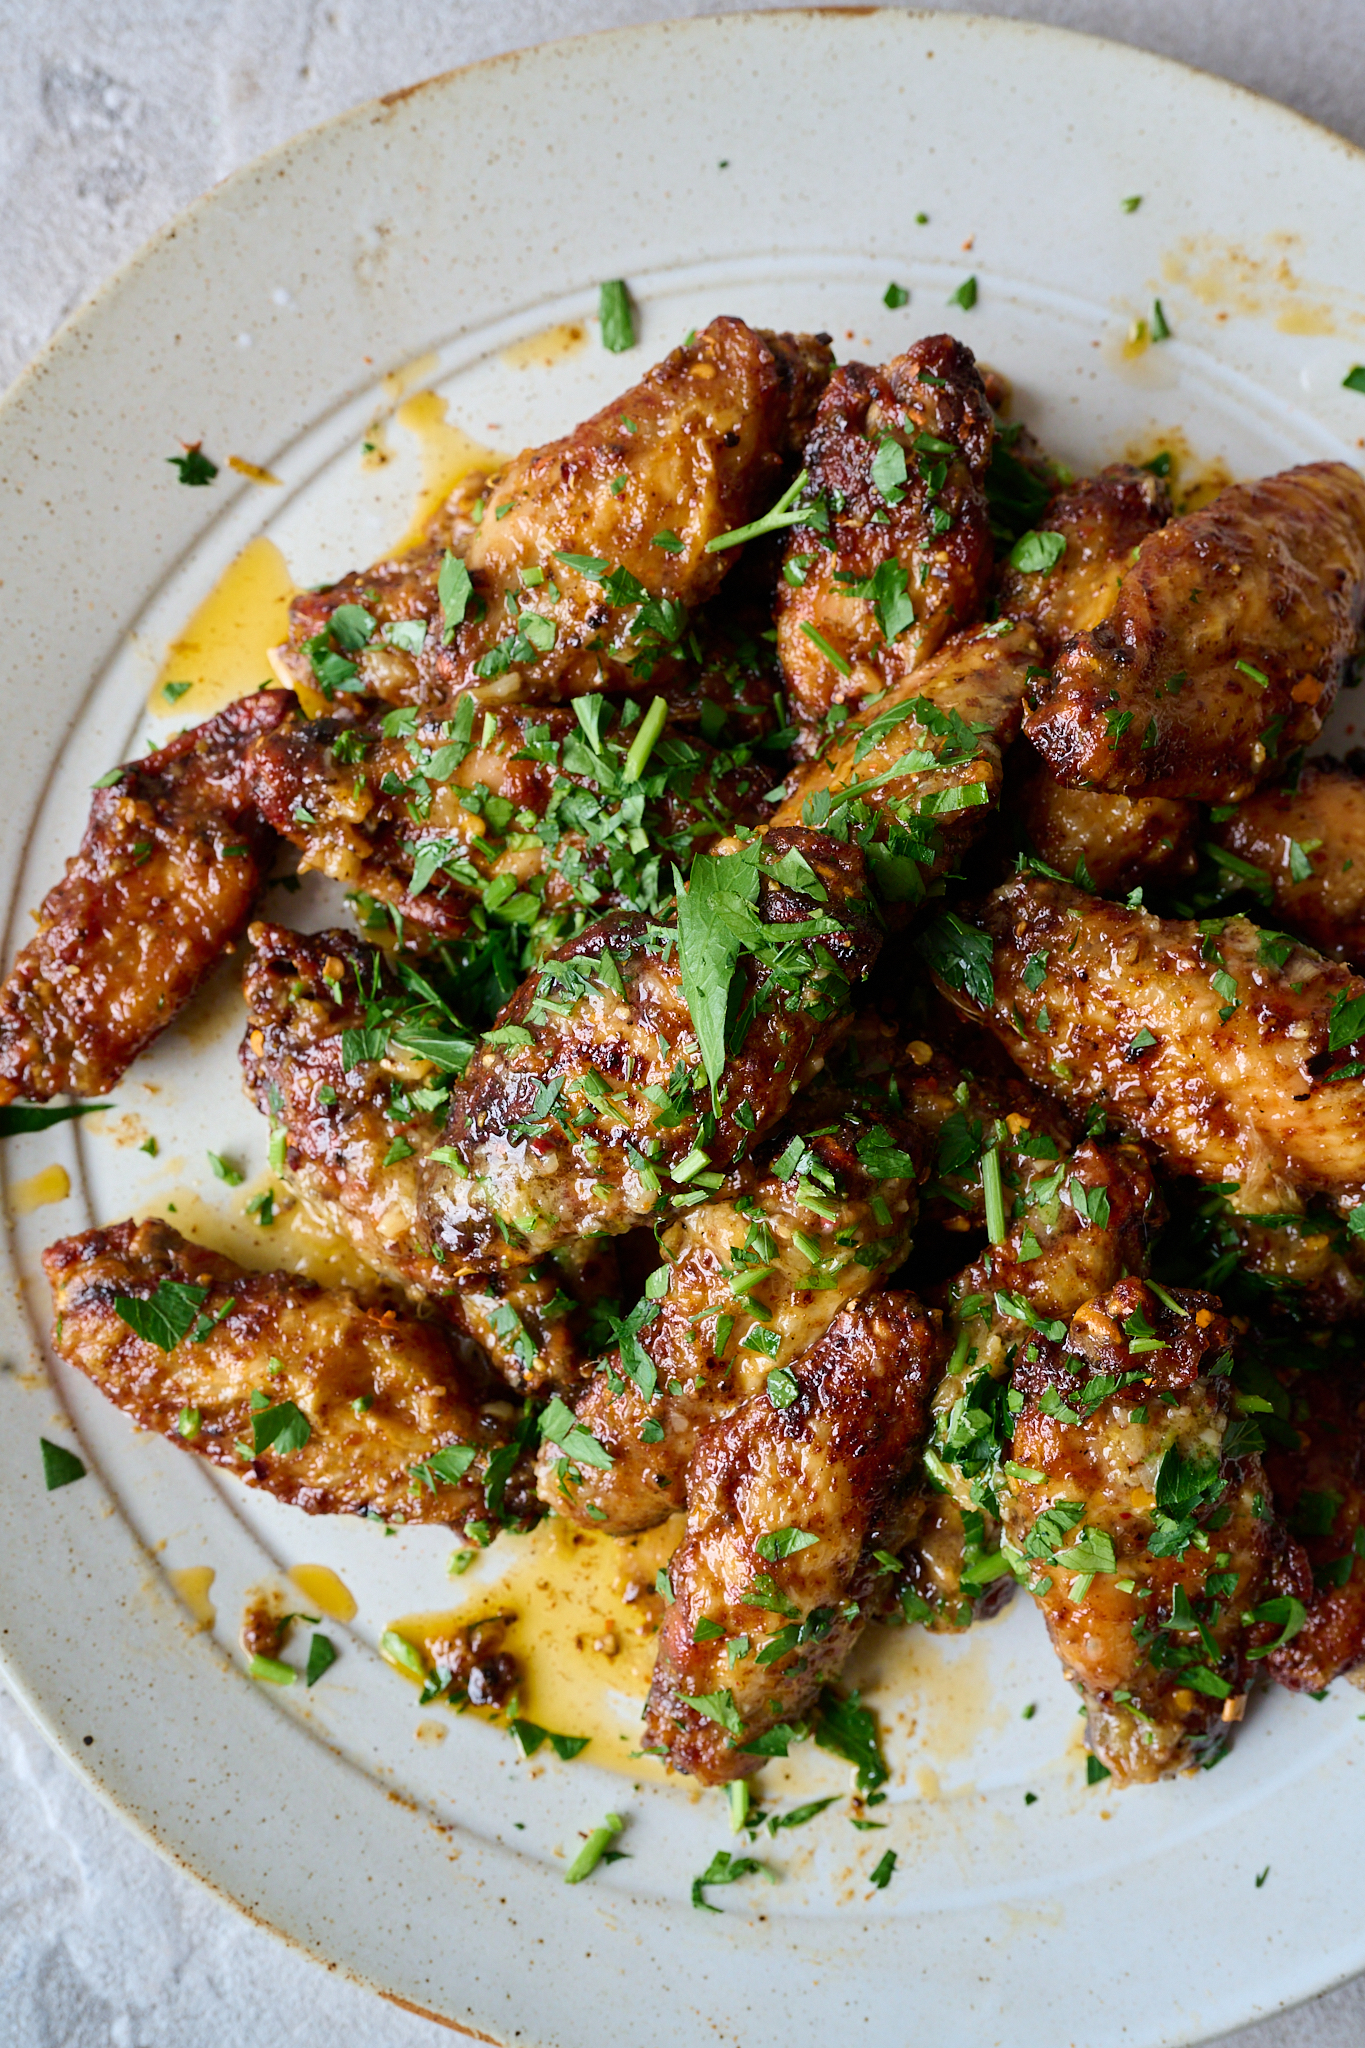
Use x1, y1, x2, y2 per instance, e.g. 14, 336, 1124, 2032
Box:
5, 13, 1365, 2046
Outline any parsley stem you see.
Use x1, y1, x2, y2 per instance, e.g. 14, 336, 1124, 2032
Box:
248, 1654, 296, 1685
622, 694, 667, 782
564, 1811, 623, 1883
981, 1144, 1006, 1245
727, 1780, 751, 1834
798, 621, 853, 677
706, 469, 810, 553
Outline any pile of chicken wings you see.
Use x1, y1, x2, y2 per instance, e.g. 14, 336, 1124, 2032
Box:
18, 314, 1365, 1789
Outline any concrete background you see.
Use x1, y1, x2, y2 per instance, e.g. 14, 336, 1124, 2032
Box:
2, 4, 1363, 2043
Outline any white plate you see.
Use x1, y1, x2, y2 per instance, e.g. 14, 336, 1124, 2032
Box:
5, 13, 1365, 2045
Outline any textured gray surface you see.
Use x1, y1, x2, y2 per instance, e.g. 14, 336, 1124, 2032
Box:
2, 3, 1364, 2043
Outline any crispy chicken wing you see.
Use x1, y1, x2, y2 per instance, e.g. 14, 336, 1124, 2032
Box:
43, 1219, 533, 1531
1263, 1357, 1365, 1693
1210, 756, 1365, 966
772, 622, 1039, 912
774, 337, 995, 740
1023, 463, 1365, 801
418, 829, 879, 1267
997, 463, 1170, 650
0, 691, 290, 1101
240, 922, 613, 1390
642, 1291, 941, 1784
247, 696, 770, 949
934, 875, 1365, 1216
1006, 1280, 1273, 1781
540, 1048, 922, 1533
1010, 751, 1198, 895
276, 320, 832, 712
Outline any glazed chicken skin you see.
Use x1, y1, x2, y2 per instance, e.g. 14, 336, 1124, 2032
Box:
643, 1290, 942, 1785
1262, 1356, 1365, 1693
43, 1219, 534, 1531
1010, 751, 1198, 895
908, 1129, 1162, 1628
775, 336, 996, 740
0, 690, 291, 1102
1023, 463, 1365, 801
773, 621, 1041, 910
418, 828, 879, 1267
1209, 756, 1365, 967
247, 694, 771, 948
541, 1048, 922, 1532
275, 319, 833, 712
997, 462, 1171, 651
934, 875, 1365, 1217
240, 922, 613, 1392
1006, 1280, 1274, 1781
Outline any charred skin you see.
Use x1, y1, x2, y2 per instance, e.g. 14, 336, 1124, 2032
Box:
247, 698, 771, 948
540, 1048, 923, 1533
277, 320, 833, 711
418, 829, 880, 1267
0, 691, 290, 1102
909, 1133, 1162, 1628
775, 336, 996, 741
998, 463, 1171, 652
1010, 750, 1198, 896
240, 922, 613, 1391
773, 622, 1039, 913
42, 1219, 533, 1531
1023, 463, 1365, 801
1210, 756, 1365, 967
1006, 1280, 1274, 1782
936, 876, 1365, 1217
1264, 1358, 1365, 1693
643, 1291, 942, 1785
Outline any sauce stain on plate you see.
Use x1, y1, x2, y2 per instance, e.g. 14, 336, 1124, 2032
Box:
11, 1164, 71, 1215
149, 535, 295, 717
499, 320, 588, 371
1160, 231, 1365, 337
290, 1562, 357, 1623
391, 390, 500, 550
169, 1565, 216, 1630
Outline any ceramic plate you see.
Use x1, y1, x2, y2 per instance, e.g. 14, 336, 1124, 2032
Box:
5, 13, 1365, 2045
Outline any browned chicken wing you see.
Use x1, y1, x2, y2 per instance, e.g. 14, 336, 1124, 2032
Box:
247, 695, 770, 949
997, 463, 1170, 651
775, 336, 995, 740
418, 829, 879, 1267
772, 622, 1039, 912
1210, 756, 1365, 966
1023, 463, 1365, 800
1010, 751, 1198, 895
1264, 1357, 1365, 1693
541, 1046, 922, 1532
43, 1219, 533, 1531
0, 691, 290, 1101
642, 1290, 941, 1784
276, 319, 832, 712
1006, 1280, 1274, 1780
932, 876, 1365, 1216
240, 921, 613, 1390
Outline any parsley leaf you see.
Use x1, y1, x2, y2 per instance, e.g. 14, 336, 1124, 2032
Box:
113, 1280, 208, 1351
167, 444, 217, 486
1008, 530, 1066, 575
812, 1687, 888, 1793
438, 552, 473, 641
918, 912, 994, 1007
40, 1437, 86, 1490
0, 1101, 113, 1137
599, 280, 635, 352
251, 1400, 311, 1456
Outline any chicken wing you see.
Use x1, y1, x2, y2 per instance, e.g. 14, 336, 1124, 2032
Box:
774, 336, 995, 740
43, 1219, 533, 1531
1010, 752, 1197, 895
931, 875, 1365, 1216
540, 1047, 922, 1532
642, 1291, 941, 1785
1023, 463, 1365, 800
418, 828, 879, 1267
771, 621, 1039, 912
1209, 756, 1365, 966
1006, 1279, 1274, 1781
1263, 1356, 1365, 1693
997, 463, 1170, 651
247, 695, 770, 950
275, 319, 832, 712
240, 922, 613, 1390
0, 691, 290, 1101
